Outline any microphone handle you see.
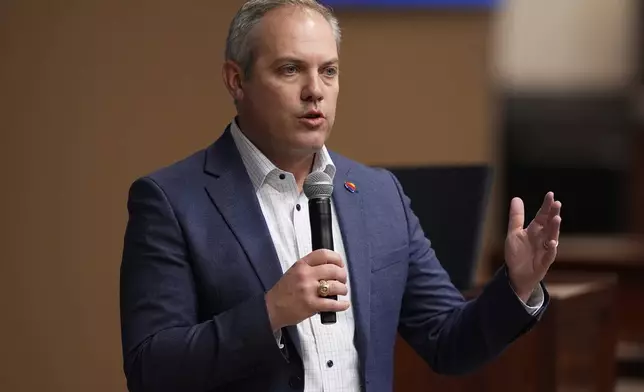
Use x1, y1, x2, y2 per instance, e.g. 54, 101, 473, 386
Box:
309, 197, 336, 324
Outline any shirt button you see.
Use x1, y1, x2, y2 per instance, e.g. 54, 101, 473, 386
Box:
279, 173, 286, 180
326, 360, 334, 368
296, 204, 301, 211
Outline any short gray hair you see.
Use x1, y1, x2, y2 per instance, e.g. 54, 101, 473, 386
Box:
225, 0, 341, 78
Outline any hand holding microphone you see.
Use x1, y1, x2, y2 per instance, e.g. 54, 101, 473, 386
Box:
303, 171, 339, 324
265, 249, 349, 331
264, 172, 347, 331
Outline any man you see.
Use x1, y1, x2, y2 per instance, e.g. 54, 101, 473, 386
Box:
119, 1, 562, 391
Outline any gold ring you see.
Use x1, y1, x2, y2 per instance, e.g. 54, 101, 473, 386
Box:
318, 280, 330, 297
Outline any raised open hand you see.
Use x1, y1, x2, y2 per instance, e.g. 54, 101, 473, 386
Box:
505, 192, 562, 301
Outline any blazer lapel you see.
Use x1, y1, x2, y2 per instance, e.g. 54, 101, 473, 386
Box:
331, 156, 371, 380
203, 129, 284, 293
203, 128, 302, 355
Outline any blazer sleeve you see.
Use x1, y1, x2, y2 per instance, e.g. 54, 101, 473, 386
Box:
120, 177, 286, 392
388, 171, 550, 376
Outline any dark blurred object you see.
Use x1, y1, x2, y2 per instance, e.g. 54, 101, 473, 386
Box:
500, 90, 644, 367
388, 165, 492, 291
394, 272, 618, 392
502, 92, 637, 235
542, 236, 644, 373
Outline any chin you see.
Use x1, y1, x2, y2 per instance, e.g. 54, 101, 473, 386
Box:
286, 140, 323, 158
294, 142, 324, 154
305, 133, 328, 150
294, 126, 328, 143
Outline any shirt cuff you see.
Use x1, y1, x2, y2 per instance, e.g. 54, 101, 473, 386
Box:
513, 283, 545, 316
274, 329, 284, 349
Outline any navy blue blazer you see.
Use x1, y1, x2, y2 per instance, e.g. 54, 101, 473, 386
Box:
120, 128, 549, 392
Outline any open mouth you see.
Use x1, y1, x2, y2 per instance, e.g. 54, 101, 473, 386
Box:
299, 112, 325, 127
302, 112, 323, 119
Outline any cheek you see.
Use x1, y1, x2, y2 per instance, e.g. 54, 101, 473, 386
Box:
248, 87, 286, 115
264, 78, 295, 97
262, 86, 299, 114
326, 89, 339, 115
326, 82, 339, 100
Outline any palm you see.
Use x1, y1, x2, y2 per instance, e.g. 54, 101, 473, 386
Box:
504, 192, 562, 298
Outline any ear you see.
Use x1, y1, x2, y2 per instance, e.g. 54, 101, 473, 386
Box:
222, 60, 245, 102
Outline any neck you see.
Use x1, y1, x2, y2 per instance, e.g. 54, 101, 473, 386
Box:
272, 153, 316, 192
236, 116, 316, 192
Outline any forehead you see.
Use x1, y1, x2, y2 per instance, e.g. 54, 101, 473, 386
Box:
252, 6, 338, 63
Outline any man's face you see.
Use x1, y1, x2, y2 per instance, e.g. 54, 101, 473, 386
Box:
234, 6, 339, 159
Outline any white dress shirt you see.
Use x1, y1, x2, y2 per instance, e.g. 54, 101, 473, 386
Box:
229, 119, 543, 391
231, 121, 361, 391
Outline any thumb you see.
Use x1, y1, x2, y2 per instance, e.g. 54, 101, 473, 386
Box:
508, 197, 525, 232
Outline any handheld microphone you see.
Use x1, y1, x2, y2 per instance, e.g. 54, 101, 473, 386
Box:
303, 171, 336, 325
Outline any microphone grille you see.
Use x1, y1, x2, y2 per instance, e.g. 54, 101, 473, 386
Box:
303, 171, 334, 199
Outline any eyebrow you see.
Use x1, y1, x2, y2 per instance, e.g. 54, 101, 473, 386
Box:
271, 57, 339, 67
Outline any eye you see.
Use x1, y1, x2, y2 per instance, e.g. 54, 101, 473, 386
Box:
323, 66, 338, 77
281, 64, 298, 75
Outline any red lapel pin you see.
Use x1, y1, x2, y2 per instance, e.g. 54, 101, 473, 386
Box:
344, 181, 357, 193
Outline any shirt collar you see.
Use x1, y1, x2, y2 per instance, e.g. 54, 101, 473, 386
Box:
230, 118, 336, 192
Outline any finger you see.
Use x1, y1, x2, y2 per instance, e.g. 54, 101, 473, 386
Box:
540, 216, 561, 268
539, 246, 557, 271
312, 264, 347, 284
548, 200, 562, 222
533, 192, 555, 226
508, 197, 525, 232
303, 249, 344, 268
541, 238, 559, 268
311, 280, 348, 299
321, 281, 348, 297
546, 200, 561, 243
314, 298, 351, 313
548, 214, 561, 244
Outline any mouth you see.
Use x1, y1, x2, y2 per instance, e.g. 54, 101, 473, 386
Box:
298, 111, 326, 128
300, 111, 325, 119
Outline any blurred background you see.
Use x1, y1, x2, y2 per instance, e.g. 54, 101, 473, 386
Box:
1, 0, 643, 391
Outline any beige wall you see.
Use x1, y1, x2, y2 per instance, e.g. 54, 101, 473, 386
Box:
493, 0, 638, 91
0, 2, 494, 391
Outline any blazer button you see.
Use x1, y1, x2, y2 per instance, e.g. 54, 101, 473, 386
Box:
289, 375, 303, 389
288, 376, 304, 389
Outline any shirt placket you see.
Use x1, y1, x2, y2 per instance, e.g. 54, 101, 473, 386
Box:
293, 193, 315, 343
297, 194, 352, 391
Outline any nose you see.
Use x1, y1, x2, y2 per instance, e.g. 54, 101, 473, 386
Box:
301, 72, 323, 103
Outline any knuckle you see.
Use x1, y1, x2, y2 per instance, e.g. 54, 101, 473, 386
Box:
297, 277, 313, 292
310, 250, 327, 266
295, 264, 310, 279
300, 254, 314, 266
329, 250, 342, 262
293, 269, 306, 282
